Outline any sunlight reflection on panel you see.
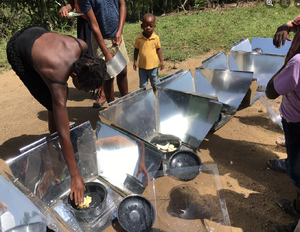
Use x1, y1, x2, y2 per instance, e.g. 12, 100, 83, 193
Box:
99, 88, 222, 150
160, 114, 188, 139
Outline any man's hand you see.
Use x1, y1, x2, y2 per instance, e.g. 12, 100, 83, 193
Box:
113, 31, 123, 46
58, 6, 70, 19
70, 174, 85, 205
273, 24, 291, 48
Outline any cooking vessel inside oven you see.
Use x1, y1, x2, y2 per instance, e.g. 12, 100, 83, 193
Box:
150, 134, 182, 161
68, 182, 107, 221
123, 174, 145, 195
168, 151, 202, 181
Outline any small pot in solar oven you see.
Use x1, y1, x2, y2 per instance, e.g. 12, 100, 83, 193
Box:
68, 182, 107, 221
168, 151, 202, 181
117, 195, 155, 232
123, 174, 145, 195
150, 134, 182, 161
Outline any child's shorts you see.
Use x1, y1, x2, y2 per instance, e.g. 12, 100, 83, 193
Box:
139, 67, 159, 89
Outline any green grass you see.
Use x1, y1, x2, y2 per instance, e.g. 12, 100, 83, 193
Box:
124, 2, 299, 61
1, 3, 299, 70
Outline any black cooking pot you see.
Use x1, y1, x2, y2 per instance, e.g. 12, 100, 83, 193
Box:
117, 195, 155, 232
150, 134, 182, 161
123, 174, 145, 195
68, 182, 107, 221
5, 222, 46, 232
168, 150, 202, 181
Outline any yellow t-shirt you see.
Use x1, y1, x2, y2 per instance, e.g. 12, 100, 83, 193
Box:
134, 32, 161, 70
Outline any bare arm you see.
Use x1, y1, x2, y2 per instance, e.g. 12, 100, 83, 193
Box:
156, 48, 163, 71
50, 84, 85, 205
114, 0, 126, 45
84, 9, 113, 61
265, 67, 284, 99
133, 48, 139, 71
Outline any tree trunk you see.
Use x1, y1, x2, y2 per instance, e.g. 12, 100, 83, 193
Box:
132, 0, 136, 21
149, 0, 153, 13
178, 0, 188, 12
163, 0, 168, 13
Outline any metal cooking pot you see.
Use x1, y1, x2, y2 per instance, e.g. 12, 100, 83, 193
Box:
98, 46, 127, 78
68, 182, 107, 221
150, 134, 182, 161
123, 174, 145, 195
5, 222, 46, 232
168, 150, 202, 181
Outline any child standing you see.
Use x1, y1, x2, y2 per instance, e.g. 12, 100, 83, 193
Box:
133, 13, 163, 96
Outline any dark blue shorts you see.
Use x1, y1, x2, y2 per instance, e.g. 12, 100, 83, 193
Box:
139, 68, 159, 89
283, 117, 300, 190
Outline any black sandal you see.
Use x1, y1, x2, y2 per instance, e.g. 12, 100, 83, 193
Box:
276, 199, 300, 218
272, 222, 297, 232
92, 89, 106, 108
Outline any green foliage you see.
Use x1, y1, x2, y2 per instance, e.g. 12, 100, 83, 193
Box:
1, 3, 300, 70
0, 0, 75, 40
123, 3, 299, 62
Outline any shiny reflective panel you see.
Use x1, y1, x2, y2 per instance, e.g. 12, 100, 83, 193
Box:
195, 69, 254, 110
0, 175, 45, 232
198, 52, 228, 70
99, 88, 222, 149
230, 38, 252, 52
160, 69, 184, 82
251, 37, 291, 55
157, 70, 195, 94
228, 51, 285, 87
6, 122, 98, 208
100, 89, 157, 140
157, 70, 218, 101
95, 121, 162, 193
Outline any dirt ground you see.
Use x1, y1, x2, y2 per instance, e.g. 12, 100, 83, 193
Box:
0, 53, 296, 232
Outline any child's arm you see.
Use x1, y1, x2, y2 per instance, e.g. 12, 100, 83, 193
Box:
156, 48, 164, 71
133, 48, 139, 71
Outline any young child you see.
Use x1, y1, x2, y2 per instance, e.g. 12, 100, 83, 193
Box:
133, 13, 163, 96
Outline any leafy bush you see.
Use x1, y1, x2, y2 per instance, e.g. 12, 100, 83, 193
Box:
0, 0, 76, 40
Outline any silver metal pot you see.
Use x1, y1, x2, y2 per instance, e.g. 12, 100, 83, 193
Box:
98, 46, 127, 78
123, 174, 145, 195
5, 222, 46, 232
